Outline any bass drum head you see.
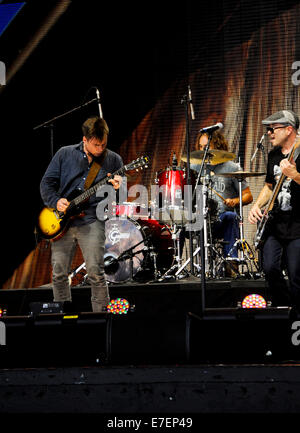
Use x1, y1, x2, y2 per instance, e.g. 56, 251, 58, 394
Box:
104, 217, 174, 283
104, 217, 145, 283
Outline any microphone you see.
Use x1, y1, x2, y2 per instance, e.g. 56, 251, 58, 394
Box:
188, 85, 195, 120
199, 122, 223, 134
95, 87, 103, 119
250, 134, 265, 163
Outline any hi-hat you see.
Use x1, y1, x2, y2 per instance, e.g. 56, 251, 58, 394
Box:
217, 171, 265, 178
182, 149, 236, 165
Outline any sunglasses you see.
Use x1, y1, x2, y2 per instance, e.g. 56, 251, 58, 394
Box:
266, 125, 288, 134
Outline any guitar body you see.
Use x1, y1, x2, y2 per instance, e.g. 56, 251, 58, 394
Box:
37, 207, 70, 240
254, 212, 273, 250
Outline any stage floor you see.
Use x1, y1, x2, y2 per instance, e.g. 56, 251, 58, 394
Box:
0, 276, 299, 418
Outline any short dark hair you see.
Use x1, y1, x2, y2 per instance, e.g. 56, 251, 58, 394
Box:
82, 116, 109, 140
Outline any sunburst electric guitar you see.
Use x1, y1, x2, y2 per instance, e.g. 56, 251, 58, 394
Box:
37, 156, 149, 240
254, 140, 300, 250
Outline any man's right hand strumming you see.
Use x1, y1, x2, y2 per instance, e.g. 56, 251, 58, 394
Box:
248, 203, 264, 224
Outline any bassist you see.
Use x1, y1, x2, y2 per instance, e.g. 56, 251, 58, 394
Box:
248, 110, 300, 308
40, 116, 123, 312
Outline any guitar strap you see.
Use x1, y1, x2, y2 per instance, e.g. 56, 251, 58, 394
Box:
84, 149, 107, 190
293, 146, 300, 163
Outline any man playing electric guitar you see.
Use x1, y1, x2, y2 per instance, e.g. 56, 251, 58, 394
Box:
248, 110, 300, 308
40, 116, 123, 312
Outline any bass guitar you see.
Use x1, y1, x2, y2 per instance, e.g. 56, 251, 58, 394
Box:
37, 155, 149, 241
254, 140, 300, 249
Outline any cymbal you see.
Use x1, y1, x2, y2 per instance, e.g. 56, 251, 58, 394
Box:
182, 149, 236, 165
217, 170, 266, 178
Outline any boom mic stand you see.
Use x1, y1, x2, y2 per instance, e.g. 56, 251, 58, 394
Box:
250, 134, 267, 170
181, 86, 195, 275
33, 96, 100, 158
192, 133, 214, 316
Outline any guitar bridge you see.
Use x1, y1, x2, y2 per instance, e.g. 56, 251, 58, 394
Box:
54, 209, 64, 220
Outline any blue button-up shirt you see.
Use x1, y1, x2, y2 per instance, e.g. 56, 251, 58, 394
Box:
40, 142, 123, 226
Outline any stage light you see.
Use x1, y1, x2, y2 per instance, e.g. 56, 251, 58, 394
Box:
0, 308, 7, 318
242, 294, 267, 309
107, 298, 130, 314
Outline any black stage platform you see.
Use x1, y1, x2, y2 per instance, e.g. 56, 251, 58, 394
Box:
0, 275, 270, 316
1, 277, 300, 418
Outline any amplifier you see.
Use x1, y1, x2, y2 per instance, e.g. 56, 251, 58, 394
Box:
29, 302, 64, 315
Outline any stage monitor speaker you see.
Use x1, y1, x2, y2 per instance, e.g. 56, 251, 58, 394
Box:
0, 312, 110, 369
107, 312, 188, 365
186, 307, 293, 363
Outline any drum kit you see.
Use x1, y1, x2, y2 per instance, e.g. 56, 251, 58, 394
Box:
69, 149, 265, 286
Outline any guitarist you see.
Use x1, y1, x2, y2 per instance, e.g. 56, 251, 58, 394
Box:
248, 109, 300, 308
40, 116, 123, 312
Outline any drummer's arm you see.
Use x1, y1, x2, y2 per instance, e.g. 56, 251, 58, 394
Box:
224, 187, 253, 208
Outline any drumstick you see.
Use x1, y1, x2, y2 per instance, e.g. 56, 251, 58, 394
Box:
208, 186, 226, 203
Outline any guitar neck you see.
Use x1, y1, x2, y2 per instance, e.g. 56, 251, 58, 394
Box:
266, 172, 286, 212
71, 166, 125, 207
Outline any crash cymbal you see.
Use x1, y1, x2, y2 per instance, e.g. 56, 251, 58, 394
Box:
217, 171, 265, 178
182, 149, 236, 165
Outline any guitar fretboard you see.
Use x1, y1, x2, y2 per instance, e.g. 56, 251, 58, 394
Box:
71, 166, 126, 207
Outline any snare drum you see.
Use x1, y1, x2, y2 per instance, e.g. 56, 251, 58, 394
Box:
112, 202, 149, 220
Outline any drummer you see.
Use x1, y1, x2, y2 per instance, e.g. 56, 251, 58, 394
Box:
191, 130, 253, 276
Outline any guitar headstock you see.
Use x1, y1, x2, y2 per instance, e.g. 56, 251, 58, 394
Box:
125, 156, 149, 172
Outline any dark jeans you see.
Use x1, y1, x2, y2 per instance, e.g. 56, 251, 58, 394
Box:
213, 211, 239, 258
263, 235, 300, 307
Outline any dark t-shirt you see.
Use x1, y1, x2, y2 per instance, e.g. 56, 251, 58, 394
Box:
190, 160, 248, 214
265, 145, 300, 240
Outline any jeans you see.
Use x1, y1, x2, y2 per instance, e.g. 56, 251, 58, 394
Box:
213, 211, 239, 258
51, 220, 109, 312
263, 235, 300, 307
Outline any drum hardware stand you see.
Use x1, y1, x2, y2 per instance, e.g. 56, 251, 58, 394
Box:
157, 224, 187, 281
174, 146, 217, 284
174, 240, 201, 278
225, 173, 260, 278
68, 262, 87, 286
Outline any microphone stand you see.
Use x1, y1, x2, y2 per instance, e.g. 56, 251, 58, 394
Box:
181, 90, 194, 275
193, 133, 213, 316
33, 97, 99, 158
250, 134, 267, 170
